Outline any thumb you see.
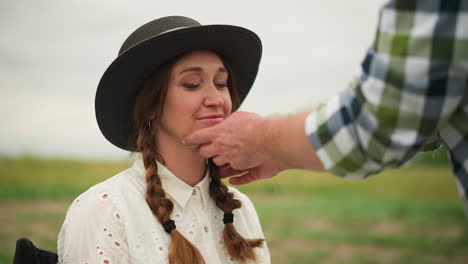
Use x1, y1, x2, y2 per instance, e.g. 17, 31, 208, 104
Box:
228, 172, 258, 185
218, 166, 244, 178
182, 127, 215, 146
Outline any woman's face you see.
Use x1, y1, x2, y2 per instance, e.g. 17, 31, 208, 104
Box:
158, 50, 232, 142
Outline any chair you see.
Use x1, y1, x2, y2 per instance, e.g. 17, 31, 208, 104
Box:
13, 238, 58, 264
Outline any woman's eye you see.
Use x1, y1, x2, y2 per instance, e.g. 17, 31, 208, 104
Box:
215, 83, 227, 88
183, 83, 200, 89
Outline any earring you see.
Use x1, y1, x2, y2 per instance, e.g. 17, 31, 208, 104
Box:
148, 121, 153, 133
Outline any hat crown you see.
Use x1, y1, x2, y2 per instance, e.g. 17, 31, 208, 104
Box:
119, 16, 201, 55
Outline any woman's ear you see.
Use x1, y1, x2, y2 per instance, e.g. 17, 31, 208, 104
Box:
148, 113, 157, 120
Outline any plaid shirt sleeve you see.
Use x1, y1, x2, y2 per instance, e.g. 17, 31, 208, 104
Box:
306, 0, 468, 179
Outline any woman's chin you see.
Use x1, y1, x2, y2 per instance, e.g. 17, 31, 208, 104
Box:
182, 119, 224, 142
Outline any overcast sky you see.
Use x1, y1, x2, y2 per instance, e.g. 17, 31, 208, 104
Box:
0, 0, 387, 160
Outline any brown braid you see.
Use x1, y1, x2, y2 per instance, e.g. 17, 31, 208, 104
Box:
139, 126, 205, 264
209, 162, 264, 262
132, 57, 205, 264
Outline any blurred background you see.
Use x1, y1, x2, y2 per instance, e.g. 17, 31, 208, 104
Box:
1, 0, 467, 263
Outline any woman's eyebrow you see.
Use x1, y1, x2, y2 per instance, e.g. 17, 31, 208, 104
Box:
178, 67, 202, 75
177, 67, 227, 76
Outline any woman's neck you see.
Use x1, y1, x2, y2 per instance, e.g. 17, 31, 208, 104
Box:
156, 133, 206, 187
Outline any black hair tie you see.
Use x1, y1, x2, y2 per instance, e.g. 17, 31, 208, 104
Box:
163, 219, 176, 233
223, 213, 234, 224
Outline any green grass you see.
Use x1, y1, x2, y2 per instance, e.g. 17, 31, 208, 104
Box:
0, 156, 130, 199
0, 151, 457, 201
1, 153, 467, 264
254, 193, 468, 263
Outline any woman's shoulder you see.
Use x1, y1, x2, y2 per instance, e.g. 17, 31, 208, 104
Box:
58, 166, 141, 264
82, 167, 136, 196
67, 162, 146, 213
226, 186, 267, 242
226, 186, 257, 213
227, 185, 248, 199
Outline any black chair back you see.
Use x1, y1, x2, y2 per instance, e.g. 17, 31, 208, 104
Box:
13, 238, 58, 264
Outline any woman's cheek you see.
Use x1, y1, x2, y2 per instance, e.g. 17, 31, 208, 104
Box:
225, 97, 233, 113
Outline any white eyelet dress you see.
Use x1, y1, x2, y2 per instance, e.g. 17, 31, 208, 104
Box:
57, 158, 270, 264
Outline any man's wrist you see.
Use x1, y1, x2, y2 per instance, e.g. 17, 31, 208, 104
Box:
253, 116, 270, 160
258, 117, 281, 163
261, 112, 323, 171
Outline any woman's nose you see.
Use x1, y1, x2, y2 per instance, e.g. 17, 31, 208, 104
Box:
203, 93, 224, 107
203, 85, 224, 107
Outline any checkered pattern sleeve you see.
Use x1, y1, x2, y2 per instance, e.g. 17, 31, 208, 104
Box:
306, 0, 468, 179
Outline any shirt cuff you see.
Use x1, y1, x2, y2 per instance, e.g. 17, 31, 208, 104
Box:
305, 91, 382, 179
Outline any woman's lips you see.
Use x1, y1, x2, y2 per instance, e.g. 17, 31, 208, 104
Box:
197, 115, 224, 124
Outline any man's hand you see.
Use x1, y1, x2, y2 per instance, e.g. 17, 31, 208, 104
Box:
183, 111, 270, 170
219, 159, 288, 185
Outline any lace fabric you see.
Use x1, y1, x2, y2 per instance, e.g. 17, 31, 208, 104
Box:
57, 159, 270, 264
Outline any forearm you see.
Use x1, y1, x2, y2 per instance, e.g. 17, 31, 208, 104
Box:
261, 112, 325, 171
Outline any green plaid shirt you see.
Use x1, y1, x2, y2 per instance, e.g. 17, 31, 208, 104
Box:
306, 0, 468, 218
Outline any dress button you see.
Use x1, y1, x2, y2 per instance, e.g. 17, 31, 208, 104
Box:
204, 225, 209, 232
192, 189, 197, 196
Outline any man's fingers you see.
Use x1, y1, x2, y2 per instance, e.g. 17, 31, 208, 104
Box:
218, 166, 243, 178
228, 172, 258, 185
212, 155, 228, 167
183, 127, 215, 146
199, 144, 219, 158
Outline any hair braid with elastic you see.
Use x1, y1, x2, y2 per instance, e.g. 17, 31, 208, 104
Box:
136, 124, 205, 264
132, 59, 205, 264
209, 162, 264, 262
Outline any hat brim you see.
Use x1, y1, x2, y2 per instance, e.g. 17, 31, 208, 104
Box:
95, 25, 262, 151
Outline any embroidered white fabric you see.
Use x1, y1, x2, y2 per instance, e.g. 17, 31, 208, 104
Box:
57, 158, 270, 264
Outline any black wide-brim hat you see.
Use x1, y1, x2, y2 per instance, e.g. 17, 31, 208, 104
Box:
95, 16, 262, 151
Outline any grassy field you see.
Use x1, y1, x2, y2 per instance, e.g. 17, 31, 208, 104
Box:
1, 152, 467, 264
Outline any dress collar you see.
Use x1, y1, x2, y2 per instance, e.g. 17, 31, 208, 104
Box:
132, 158, 211, 209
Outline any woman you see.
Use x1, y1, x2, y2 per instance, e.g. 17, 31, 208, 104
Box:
57, 16, 270, 264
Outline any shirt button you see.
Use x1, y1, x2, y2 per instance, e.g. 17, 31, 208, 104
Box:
204, 225, 209, 232
192, 189, 197, 196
